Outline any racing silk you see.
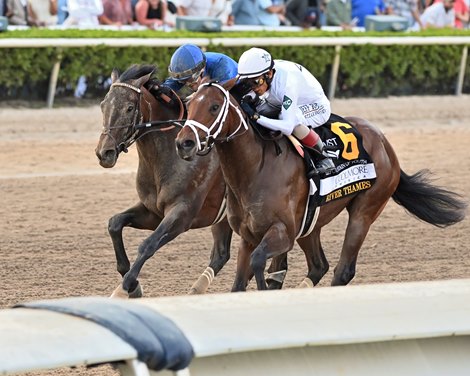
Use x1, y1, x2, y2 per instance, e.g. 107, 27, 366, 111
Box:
255, 60, 331, 136
164, 52, 238, 93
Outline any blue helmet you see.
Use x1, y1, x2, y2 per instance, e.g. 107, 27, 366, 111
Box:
168, 44, 207, 81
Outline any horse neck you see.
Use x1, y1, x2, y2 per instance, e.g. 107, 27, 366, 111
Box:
136, 87, 180, 167
136, 88, 181, 184
215, 108, 264, 192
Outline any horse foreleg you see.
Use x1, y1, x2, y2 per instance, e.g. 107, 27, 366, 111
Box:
296, 229, 329, 288
189, 220, 233, 294
121, 205, 192, 295
251, 224, 294, 291
108, 202, 161, 298
232, 239, 254, 292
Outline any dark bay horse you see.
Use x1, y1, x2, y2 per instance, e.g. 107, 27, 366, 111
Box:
95, 65, 233, 298
175, 81, 467, 291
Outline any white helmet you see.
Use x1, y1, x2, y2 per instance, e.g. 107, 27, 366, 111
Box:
237, 47, 274, 79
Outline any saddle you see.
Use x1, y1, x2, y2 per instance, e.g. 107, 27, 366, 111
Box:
248, 113, 378, 237
295, 114, 377, 201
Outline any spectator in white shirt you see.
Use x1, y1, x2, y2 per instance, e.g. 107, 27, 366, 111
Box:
176, 0, 233, 25
420, 0, 455, 28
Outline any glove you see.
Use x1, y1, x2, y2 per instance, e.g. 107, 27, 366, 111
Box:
240, 98, 260, 121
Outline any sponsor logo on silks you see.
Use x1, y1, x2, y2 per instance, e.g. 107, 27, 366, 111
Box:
283, 95, 292, 110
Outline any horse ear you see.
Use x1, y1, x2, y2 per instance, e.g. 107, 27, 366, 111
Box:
222, 77, 237, 91
111, 68, 120, 83
134, 71, 154, 88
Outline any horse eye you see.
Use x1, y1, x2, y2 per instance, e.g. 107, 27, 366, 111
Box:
127, 105, 134, 112
211, 104, 220, 112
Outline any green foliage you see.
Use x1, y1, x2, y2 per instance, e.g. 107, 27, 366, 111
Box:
338, 44, 465, 96
0, 30, 469, 100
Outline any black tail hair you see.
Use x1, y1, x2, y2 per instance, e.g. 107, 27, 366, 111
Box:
392, 169, 467, 228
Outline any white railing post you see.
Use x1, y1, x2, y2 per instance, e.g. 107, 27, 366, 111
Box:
456, 45, 468, 96
47, 57, 61, 108
329, 45, 342, 99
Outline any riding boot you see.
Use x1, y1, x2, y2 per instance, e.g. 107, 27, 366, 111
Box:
311, 138, 336, 174
296, 127, 336, 175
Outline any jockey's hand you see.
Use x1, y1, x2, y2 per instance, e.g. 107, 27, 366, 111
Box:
240, 98, 260, 121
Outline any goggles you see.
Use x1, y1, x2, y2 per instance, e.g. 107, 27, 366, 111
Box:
178, 69, 204, 85
246, 76, 265, 89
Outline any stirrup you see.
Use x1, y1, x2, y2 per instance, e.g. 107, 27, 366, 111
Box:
316, 158, 336, 174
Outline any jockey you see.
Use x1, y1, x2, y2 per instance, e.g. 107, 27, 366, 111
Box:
237, 47, 336, 174
164, 43, 238, 98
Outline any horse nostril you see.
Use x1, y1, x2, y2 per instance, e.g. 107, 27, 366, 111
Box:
182, 140, 196, 150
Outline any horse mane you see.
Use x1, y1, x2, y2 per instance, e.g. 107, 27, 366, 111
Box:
117, 64, 178, 107
119, 64, 158, 83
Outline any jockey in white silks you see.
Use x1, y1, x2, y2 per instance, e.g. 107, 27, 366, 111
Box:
237, 47, 336, 174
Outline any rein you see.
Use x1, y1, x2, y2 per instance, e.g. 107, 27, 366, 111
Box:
102, 81, 185, 153
183, 82, 249, 155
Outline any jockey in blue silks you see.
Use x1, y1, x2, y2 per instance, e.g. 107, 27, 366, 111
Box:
164, 43, 238, 97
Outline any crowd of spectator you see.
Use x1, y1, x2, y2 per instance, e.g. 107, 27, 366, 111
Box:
1, 0, 468, 29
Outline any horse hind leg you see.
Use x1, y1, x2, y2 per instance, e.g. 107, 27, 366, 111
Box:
332, 198, 388, 286
189, 220, 233, 294
296, 229, 329, 288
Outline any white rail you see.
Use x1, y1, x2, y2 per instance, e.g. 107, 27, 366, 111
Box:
1, 279, 470, 376
0, 36, 469, 106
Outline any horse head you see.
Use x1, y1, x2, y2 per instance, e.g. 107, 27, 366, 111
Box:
95, 64, 184, 168
175, 78, 247, 161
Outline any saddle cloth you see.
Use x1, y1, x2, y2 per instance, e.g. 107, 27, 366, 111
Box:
295, 114, 377, 238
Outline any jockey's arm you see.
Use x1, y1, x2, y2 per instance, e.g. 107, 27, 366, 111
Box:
257, 94, 298, 136
256, 76, 300, 135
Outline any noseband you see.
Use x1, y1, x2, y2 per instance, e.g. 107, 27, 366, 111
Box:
183, 82, 248, 155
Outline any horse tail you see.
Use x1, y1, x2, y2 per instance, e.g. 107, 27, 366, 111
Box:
392, 169, 467, 228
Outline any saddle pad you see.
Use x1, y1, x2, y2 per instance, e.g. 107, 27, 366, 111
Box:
295, 115, 376, 238
316, 114, 377, 205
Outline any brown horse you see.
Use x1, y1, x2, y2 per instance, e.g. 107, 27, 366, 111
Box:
95, 65, 233, 298
175, 81, 467, 291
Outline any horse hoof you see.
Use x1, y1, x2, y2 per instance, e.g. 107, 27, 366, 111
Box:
110, 285, 129, 299
128, 282, 144, 299
267, 280, 283, 290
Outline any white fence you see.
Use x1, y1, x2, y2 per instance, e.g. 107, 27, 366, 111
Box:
0, 36, 469, 107
2, 279, 470, 376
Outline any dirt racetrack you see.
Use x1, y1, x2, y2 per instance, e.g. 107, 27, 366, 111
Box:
1, 95, 469, 375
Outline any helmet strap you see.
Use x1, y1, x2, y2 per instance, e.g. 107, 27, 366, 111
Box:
265, 69, 275, 89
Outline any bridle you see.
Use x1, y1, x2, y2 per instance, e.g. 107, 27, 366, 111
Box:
101, 81, 185, 154
183, 82, 249, 155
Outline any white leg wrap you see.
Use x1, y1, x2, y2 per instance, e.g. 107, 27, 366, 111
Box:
297, 277, 314, 288
189, 267, 215, 294
110, 282, 144, 299
110, 284, 130, 299
266, 269, 287, 283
